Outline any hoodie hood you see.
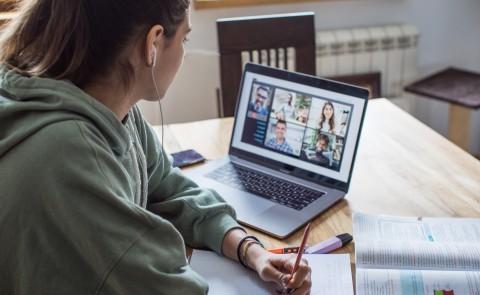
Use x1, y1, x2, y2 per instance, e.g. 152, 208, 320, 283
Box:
0, 65, 130, 157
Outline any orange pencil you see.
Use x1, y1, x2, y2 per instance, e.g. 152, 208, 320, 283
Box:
267, 247, 305, 254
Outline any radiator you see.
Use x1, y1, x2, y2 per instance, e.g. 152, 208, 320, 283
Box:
316, 24, 419, 97
239, 24, 419, 98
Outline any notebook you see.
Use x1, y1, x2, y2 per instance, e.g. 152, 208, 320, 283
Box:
190, 250, 354, 295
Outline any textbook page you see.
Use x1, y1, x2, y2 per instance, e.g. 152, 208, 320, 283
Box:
356, 240, 480, 271
190, 250, 354, 295
356, 268, 480, 295
353, 213, 480, 294
353, 213, 480, 243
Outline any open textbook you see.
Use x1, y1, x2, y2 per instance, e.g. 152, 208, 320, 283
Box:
190, 250, 354, 295
353, 213, 480, 295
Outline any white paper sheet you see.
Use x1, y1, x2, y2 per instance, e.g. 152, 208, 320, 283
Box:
190, 250, 354, 295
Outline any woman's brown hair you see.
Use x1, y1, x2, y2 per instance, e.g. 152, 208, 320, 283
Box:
0, 0, 189, 88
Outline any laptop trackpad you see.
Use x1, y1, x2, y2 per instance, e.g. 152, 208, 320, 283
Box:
189, 172, 274, 220
218, 187, 273, 220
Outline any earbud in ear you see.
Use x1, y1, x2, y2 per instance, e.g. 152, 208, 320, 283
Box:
152, 47, 157, 67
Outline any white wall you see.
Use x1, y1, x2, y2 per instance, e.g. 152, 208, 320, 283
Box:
158, 0, 480, 154
188, 0, 480, 72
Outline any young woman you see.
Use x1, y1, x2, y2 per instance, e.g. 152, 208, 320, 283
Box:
0, 0, 311, 294
318, 101, 336, 133
276, 92, 295, 121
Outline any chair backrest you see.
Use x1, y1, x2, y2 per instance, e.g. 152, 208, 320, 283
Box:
217, 12, 316, 117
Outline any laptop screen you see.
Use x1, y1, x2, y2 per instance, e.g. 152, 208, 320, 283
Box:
231, 64, 367, 185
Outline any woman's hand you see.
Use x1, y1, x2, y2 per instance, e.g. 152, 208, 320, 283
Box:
246, 244, 312, 295
220, 229, 311, 294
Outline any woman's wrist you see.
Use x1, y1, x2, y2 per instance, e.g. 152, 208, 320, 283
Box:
236, 235, 264, 269
221, 229, 268, 272
244, 243, 268, 272
221, 228, 248, 260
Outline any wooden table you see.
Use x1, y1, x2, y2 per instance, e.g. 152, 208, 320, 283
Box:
154, 99, 480, 263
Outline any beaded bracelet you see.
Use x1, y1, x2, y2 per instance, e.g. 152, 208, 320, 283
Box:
236, 235, 265, 269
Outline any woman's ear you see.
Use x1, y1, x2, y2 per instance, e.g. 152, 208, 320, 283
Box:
145, 25, 164, 67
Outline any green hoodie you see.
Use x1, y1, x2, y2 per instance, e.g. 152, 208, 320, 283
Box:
0, 66, 241, 294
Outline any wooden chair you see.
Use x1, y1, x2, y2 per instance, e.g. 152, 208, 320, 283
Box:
217, 12, 316, 117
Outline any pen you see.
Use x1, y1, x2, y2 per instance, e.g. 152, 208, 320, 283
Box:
305, 233, 353, 254
284, 223, 311, 294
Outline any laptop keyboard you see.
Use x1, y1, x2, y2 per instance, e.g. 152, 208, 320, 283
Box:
206, 163, 324, 211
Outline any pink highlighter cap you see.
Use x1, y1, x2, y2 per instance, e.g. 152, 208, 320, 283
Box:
305, 233, 353, 254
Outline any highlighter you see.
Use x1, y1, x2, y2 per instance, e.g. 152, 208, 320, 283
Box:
305, 233, 353, 254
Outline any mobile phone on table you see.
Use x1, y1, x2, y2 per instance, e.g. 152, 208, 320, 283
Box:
171, 149, 206, 168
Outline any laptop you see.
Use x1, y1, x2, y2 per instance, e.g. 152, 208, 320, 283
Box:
187, 63, 369, 238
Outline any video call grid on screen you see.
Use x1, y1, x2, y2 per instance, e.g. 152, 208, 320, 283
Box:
242, 80, 354, 172
232, 71, 366, 183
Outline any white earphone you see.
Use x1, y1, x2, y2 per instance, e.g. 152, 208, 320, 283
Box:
152, 47, 157, 67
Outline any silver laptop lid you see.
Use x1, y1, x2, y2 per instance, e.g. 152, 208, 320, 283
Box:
229, 63, 369, 192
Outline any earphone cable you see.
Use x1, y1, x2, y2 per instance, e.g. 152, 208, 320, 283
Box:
151, 67, 164, 146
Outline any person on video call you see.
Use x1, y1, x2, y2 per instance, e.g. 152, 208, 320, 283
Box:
265, 120, 294, 154
313, 134, 334, 166
249, 85, 270, 116
0, 0, 312, 294
318, 101, 336, 134
296, 106, 308, 124
276, 92, 295, 120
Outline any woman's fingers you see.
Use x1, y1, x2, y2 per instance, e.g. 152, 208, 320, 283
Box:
291, 277, 312, 295
258, 263, 289, 286
279, 254, 309, 270
258, 253, 312, 293
269, 253, 295, 270
283, 257, 310, 290
261, 255, 296, 286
